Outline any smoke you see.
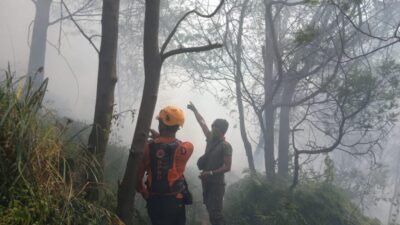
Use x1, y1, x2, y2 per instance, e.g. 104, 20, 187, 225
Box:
0, 0, 250, 176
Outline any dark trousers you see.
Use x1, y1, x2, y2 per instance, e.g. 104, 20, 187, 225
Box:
147, 195, 186, 225
202, 181, 225, 225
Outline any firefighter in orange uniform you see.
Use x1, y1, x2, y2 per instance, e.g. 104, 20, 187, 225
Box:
136, 106, 194, 225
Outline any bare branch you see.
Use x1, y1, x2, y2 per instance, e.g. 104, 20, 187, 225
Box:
61, 1, 99, 54
296, 91, 371, 155
46, 39, 80, 104
161, 43, 223, 62
57, 0, 64, 54
160, 0, 224, 55
27, 20, 34, 47
269, 0, 306, 6
49, 0, 96, 26
342, 40, 400, 62
276, 54, 342, 108
330, 0, 394, 42
395, 23, 400, 38
89, 34, 102, 40
291, 102, 312, 190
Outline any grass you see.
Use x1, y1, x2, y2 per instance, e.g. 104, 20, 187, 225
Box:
0, 66, 123, 225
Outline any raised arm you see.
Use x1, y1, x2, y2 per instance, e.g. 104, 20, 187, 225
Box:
187, 102, 211, 139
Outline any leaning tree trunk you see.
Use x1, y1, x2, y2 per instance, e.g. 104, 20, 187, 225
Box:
234, 0, 255, 173
116, 0, 162, 224
27, 0, 52, 90
235, 72, 256, 173
86, 0, 120, 201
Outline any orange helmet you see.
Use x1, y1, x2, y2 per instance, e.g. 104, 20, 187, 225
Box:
157, 106, 185, 127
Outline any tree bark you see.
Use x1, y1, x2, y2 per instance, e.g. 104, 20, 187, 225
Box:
27, 0, 52, 90
86, 0, 120, 201
234, 0, 256, 173
263, 101, 275, 178
277, 79, 297, 178
254, 131, 265, 170
116, 0, 162, 224
263, 2, 276, 178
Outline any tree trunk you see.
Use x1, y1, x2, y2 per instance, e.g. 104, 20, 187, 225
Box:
263, 102, 275, 178
116, 0, 162, 224
254, 132, 265, 170
236, 77, 256, 173
86, 0, 120, 201
235, 0, 255, 173
277, 79, 297, 178
27, 0, 52, 90
276, 6, 326, 179
263, 2, 276, 178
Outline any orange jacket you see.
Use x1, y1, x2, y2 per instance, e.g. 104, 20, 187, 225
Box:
136, 137, 193, 195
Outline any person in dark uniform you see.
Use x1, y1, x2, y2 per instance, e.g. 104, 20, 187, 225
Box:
136, 106, 194, 225
187, 102, 232, 225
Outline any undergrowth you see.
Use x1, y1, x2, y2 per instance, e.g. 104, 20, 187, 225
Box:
0, 67, 123, 225
224, 173, 382, 225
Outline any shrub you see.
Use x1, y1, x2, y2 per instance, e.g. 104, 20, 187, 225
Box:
224, 174, 381, 225
0, 69, 122, 225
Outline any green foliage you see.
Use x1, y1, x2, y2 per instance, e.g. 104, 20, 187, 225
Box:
366, 60, 399, 118
0, 69, 123, 225
224, 175, 381, 225
304, 0, 320, 6
339, 0, 363, 11
324, 58, 400, 136
294, 25, 318, 45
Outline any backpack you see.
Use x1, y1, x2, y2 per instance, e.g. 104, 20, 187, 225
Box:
149, 140, 193, 205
